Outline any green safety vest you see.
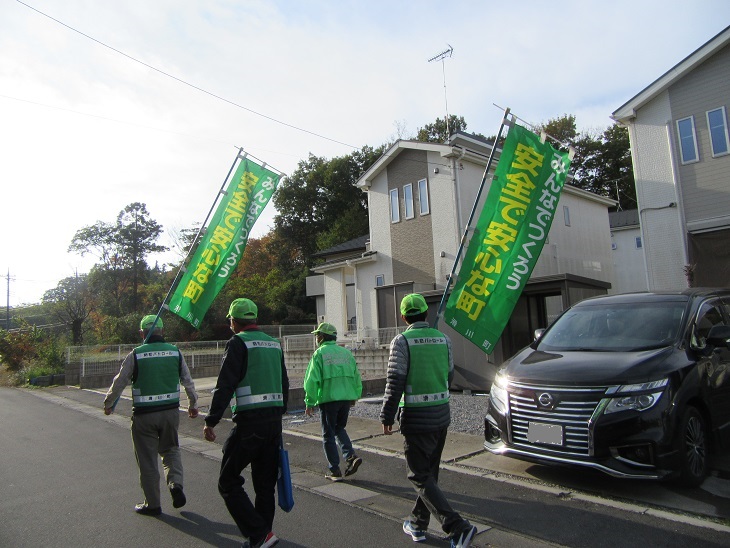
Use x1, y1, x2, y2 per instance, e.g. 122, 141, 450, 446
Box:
232, 331, 284, 413
131, 342, 181, 409
402, 328, 449, 407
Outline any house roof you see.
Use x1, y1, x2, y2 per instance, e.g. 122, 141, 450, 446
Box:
356, 133, 615, 207
312, 235, 368, 258
356, 133, 494, 189
612, 26, 730, 123
609, 209, 639, 229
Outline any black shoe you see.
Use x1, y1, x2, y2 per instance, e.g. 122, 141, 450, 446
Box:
344, 456, 362, 477
134, 503, 162, 516
170, 484, 186, 508
324, 468, 343, 481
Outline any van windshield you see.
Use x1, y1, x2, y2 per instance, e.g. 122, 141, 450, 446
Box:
537, 301, 686, 352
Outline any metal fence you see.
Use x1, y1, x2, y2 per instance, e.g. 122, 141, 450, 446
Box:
69, 325, 316, 377
69, 324, 406, 378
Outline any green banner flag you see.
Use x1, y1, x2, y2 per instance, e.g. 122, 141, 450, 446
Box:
443, 124, 572, 354
169, 157, 281, 328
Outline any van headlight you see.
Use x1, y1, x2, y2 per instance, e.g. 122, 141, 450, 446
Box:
489, 373, 508, 415
604, 378, 668, 414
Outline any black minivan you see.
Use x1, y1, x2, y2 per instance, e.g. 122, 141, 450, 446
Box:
484, 288, 730, 486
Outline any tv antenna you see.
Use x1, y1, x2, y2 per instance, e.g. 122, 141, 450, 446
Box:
428, 44, 454, 141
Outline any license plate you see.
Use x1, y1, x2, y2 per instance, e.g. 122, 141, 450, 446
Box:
527, 422, 563, 446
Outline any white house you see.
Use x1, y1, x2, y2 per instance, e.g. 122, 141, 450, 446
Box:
307, 130, 616, 390
612, 25, 730, 289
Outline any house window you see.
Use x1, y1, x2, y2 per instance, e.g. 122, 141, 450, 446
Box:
404, 184, 414, 219
375, 274, 384, 287
676, 116, 699, 164
707, 107, 729, 157
389, 188, 400, 223
635, 236, 642, 249
563, 206, 570, 227
418, 178, 430, 215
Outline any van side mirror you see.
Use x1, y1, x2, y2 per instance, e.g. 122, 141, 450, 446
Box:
534, 328, 545, 341
707, 325, 730, 349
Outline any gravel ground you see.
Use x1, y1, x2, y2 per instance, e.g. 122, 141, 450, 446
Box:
285, 390, 490, 438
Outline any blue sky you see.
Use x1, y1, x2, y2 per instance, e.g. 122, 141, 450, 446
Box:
2, 0, 729, 305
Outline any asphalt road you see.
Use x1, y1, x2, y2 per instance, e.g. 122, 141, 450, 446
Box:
2, 386, 729, 547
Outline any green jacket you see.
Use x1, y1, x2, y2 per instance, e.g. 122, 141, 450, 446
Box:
304, 340, 362, 407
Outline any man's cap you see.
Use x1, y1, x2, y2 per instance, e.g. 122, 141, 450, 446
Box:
400, 293, 428, 316
227, 298, 258, 320
311, 322, 337, 336
140, 315, 163, 330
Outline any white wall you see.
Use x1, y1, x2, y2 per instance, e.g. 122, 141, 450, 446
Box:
427, 152, 461, 289
321, 270, 347, 335
629, 91, 688, 289
531, 190, 615, 284
610, 226, 648, 294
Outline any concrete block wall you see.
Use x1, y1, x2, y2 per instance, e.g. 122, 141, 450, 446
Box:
68, 346, 391, 390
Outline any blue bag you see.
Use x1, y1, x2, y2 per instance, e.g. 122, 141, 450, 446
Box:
277, 438, 294, 512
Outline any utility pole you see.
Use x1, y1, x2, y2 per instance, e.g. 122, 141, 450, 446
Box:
428, 44, 454, 142
5, 269, 11, 330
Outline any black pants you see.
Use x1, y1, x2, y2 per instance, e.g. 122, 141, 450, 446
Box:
218, 419, 282, 542
403, 427, 466, 535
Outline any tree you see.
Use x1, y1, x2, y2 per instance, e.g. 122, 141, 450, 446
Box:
416, 115, 471, 143
273, 146, 383, 271
534, 113, 578, 148
572, 124, 636, 211
68, 203, 167, 314
42, 273, 94, 345
115, 203, 167, 311
534, 114, 636, 211
168, 223, 202, 261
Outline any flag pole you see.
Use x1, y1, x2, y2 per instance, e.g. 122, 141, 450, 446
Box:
143, 147, 244, 343
433, 108, 512, 329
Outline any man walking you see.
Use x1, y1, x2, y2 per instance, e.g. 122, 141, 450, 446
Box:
104, 315, 199, 516
203, 298, 288, 548
304, 322, 363, 481
380, 294, 477, 548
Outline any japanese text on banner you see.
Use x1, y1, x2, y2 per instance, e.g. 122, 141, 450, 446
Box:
168, 158, 280, 327
443, 124, 571, 353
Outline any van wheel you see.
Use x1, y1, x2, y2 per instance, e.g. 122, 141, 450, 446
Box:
677, 406, 708, 487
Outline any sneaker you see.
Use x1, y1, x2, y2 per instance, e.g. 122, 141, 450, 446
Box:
134, 503, 162, 516
252, 531, 279, 548
344, 456, 362, 477
450, 525, 477, 548
170, 484, 186, 509
402, 520, 426, 542
325, 468, 343, 481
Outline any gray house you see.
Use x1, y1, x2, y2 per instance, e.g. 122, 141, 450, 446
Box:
612, 25, 730, 289
307, 131, 616, 390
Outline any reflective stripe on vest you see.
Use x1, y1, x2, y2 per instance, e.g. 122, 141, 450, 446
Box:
235, 385, 284, 406
403, 391, 449, 404
132, 388, 180, 404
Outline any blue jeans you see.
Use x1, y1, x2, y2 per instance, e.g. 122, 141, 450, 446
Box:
319, 400, 355, 471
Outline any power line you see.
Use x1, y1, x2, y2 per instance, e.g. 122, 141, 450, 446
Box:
15, 0, 358, 150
